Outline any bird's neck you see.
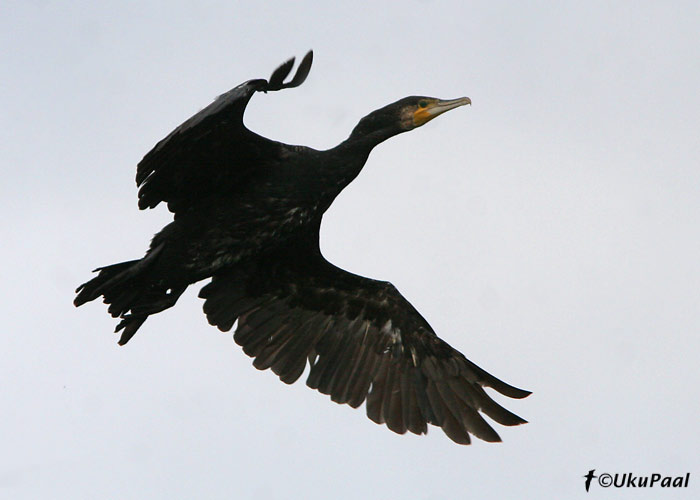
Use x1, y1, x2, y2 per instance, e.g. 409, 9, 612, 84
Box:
314, 127, 402, 211
322, 132, 381, 186
333, 126, 399, 171
348, 125, 402, 152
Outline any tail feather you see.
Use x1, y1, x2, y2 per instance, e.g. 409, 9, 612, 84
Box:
74, 244, 185, 345
115, 314, 148, 346
74, 260, 141, 310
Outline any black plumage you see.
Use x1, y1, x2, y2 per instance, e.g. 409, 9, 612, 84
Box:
75, 51, 530, 444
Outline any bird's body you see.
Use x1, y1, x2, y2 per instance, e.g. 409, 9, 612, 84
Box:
139, 135, 364, 288
75, 52, 530, 444
148, 147, 325, 279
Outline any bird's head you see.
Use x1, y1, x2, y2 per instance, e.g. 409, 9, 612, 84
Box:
350, 95, 471, 141
403, 96, 472, 129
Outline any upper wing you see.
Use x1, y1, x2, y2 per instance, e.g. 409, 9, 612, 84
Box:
198, 245, 530, 444
135, 51, 313, 214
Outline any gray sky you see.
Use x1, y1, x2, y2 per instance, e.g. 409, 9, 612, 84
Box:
2, 1, 699, 498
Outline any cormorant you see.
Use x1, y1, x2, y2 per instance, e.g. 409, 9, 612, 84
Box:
75, 51, 530, 444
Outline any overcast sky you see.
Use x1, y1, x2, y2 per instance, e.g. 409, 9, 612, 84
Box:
2, 1, 699, 499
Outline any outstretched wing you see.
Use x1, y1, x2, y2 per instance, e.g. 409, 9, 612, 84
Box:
135, 51, 313, 214
198, 244, 530, 444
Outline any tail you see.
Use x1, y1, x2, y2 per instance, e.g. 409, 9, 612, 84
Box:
74, 245, 185, 345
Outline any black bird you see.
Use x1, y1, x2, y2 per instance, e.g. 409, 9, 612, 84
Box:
75, 51, 530, 444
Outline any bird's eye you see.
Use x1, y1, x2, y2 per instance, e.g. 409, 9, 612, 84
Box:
418, 100, 428, 108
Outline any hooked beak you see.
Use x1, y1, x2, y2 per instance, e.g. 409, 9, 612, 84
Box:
413, 97, 471, 127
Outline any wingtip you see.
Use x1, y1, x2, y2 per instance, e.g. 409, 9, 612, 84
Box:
266, 50, 314, 91
512, 388, 533, 399
485, 433, 503, 443
483, 372, 532, 399
303, 49, 313, 64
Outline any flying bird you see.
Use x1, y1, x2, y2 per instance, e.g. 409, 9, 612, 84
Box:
75, 51, 530, 444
